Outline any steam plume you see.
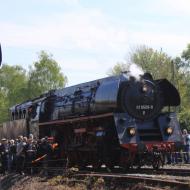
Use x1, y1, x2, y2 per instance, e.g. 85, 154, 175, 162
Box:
128, 63, 144, 80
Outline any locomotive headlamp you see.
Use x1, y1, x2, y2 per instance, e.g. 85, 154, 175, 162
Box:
166, 127, 173, 135
128, 127, 136, 136
142, 84, 148, 93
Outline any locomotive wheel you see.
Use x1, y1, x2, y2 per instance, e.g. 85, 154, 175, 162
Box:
92, 162, 102, 171
78, 159, 86, 170
152, 159, 161, 170
122, 164, 131, 172
105, 160, 114, 172
119, 149, 132, 171
67, 151, 78, 168
152, 153, 164, 170
136, 162, 143, 170
135, 153, 146, 169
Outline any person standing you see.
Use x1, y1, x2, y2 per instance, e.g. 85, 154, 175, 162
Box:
0, 138, 9, 174
25, 138, 36, 174
8, 139, 16, 172
39, 137, 53, 176
16, 136, 26, 175
182, 129, 190, 163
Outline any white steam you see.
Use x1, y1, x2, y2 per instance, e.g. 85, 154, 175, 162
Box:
128, 63, 144, 80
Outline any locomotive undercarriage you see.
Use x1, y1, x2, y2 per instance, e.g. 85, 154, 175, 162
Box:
124, 147, 165, 170
2, 111, 182, 171
117, 145, 165, 170
39, 115, 121, 169
38, 113, 177, 170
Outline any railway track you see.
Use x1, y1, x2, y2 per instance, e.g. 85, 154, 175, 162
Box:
32, 165, 190, 189
73, 171, 190, 190
1, 165, 190, 190
131, 167, 190, 176
23, 164, 190, 176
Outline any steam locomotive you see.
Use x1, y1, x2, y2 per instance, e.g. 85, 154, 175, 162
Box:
1, 72, 183, 169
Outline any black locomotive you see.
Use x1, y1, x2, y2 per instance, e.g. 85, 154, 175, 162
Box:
39, 72, 179, 121
2, 72, 183, 169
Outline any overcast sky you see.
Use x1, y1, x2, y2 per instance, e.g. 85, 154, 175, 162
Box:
1, 0, 190, 86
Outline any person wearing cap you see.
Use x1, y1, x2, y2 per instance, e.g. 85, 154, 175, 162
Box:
0, 138, 10, 174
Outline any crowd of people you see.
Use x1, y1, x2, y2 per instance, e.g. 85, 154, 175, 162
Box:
0, 134, 53, 175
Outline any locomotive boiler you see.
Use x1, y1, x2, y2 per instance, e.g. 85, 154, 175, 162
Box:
6, 72, 183, 169
39, 72, 179, 121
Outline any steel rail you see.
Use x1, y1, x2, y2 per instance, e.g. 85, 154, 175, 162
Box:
134, 168, 190, 176
73, 172, 190, 189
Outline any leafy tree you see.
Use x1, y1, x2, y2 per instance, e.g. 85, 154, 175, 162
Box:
0, 90, 9, 123
130, 46, 176, 81
0, 64, 28, 122
108, 45, 190, 130
108, 46, 176, 81
182, 44, 190, 68
28, 51, 68, 98
0, 65, 28, 106
107, 62, 129, 76
0, 51, 68, 123
177, 44, 190, 129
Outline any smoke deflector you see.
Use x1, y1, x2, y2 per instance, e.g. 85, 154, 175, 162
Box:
156, 79, 180, 106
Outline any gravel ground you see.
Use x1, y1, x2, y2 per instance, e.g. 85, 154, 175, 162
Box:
164, 164, 190, 169
0, 174, 173, 190
0, 174, 85, 190
1, 164, 190, 190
